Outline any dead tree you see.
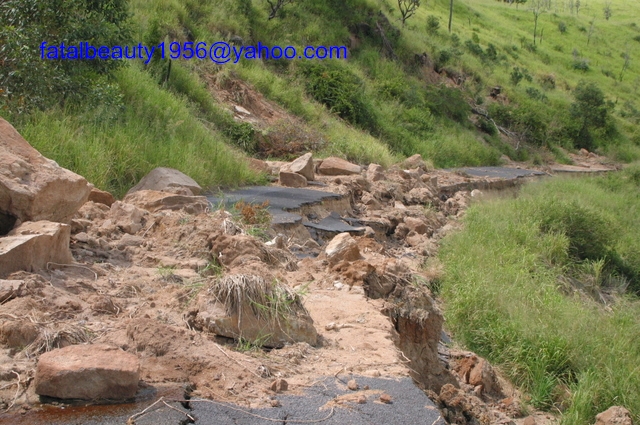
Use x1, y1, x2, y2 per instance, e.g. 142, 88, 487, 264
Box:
266, 0, 294, 20
398, 0, 420, 26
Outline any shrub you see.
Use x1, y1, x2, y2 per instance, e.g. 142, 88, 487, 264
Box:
485, 44, 498, 62
298, 61, 378, 132
465, 39, 485, 58
450, 33, 461, 47
538, 200, 613, 261
489, 102, 548, 146
426, 15, 440, 34
510, 66, 532, 86
558, 21, 567, 33
478, 117, 497, 135
572, 58, 590, 71
538, 73, 556, 90
525, 87, 548, 103
425, 84, 470, 124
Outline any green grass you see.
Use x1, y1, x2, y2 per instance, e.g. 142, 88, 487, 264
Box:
13, 65, 259, 197
440, 166, 640, 424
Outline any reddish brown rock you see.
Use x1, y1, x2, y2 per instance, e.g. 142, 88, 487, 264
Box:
367, 164, 385, 182
0, 118, 91, 224
110, 201, 146, 235
318, 157, 361, 176
270, 378, 289, 393
247, 158, 270, 175
0, 221, 73, 277
88, 188, 115, 207
279, 171, 308, 188
0, 320, 39, 349
283, 152, 314, 181
595, 406, 634, 425
403, 154, 429, 170
324, 233, 361, 264
0, 279, 24, 304
379, 393, 393, 404
34, 344, 140, 401
404, 217, 428, 235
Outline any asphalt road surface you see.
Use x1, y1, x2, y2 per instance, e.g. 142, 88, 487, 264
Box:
7, 376, 445, 425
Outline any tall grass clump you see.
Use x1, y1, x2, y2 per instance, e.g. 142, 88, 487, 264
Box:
440, 168, 640, 424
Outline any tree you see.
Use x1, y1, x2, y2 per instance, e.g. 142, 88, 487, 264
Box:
448, 0, 454, 33
603, 1, 612, 20
587, 19, 596, 46
398, 0, 420, 26
529, 0, 548, 45
266, 0, 294, 20
570, 81, 613, 149
0, 0, 131, 114
620, 48, 631, 82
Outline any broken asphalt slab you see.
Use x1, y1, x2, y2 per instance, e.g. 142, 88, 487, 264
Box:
447, 166, 546, 179
7, 376, 445, 425
208, 186, 343, 225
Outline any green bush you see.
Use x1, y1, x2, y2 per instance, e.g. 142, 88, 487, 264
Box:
510, 66, 532, 86
538, 200, 614, 262
465, 39, 485, 58
489, 102, 548, 146
478, 117, 497, 135
525, 87, 548, 103
426, 15, 440, 34
569, 81, 614, 149
558, 21, 568, 33
425, 84, 470, 124
298, 61, 378, 132
572, 58, 590, 72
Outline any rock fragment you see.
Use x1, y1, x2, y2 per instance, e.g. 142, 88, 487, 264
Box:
318, 157, 361, 176
126, 167, 201, 196
34, 344, 140, 401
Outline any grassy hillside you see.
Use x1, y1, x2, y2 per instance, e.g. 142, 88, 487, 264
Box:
2, 0, 640, 194
439, 167, 640, 424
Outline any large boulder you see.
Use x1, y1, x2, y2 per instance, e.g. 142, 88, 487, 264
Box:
123, 190, 209, 214
318, 157, 361, 176
0, 221, 73, 277
34, 344, 140, 401
126, 167, 201, 196
0, 118, 91, 227
283, 153, 314, 181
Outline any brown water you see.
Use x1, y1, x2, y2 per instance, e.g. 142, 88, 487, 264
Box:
0, 385, 181, 425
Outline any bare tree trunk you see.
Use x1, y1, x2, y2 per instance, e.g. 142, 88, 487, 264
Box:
448, 0, 454, 33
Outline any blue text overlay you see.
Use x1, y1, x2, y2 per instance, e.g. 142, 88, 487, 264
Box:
40, 41, 348, 65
